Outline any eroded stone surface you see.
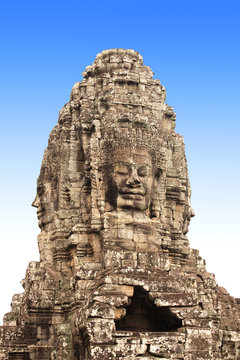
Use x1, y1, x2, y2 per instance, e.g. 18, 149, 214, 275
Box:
0, 49, 240, 359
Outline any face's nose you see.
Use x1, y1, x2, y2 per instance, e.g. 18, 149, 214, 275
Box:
190, 208, 195, 219
126, 167, 141, 186
32, 195, 40, 208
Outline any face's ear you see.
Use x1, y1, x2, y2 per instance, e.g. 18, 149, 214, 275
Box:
150, 167, 162, 219
105, 173, 118, 208
155, 168, 162, 179
103, 162, 117, 209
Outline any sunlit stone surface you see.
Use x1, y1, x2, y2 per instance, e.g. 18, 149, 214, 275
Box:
0, 49, 239, 359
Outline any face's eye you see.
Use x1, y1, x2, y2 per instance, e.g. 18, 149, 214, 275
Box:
114, 165, 129, 176
37, 184, 45, 197
137, 166, 149, 177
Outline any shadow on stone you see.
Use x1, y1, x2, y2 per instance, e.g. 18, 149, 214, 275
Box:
116, 286, 182, 332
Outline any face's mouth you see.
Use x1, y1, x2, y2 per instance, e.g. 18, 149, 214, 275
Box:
119, 188, 145, 196
36, 207, 44, 219
119, 191, 145, 200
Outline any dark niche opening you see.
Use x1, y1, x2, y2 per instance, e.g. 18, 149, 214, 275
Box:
8, 353, 29, 360
73, 331, 90, 360
116, 286, 182, 332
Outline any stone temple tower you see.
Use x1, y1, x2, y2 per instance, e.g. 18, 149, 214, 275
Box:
0, 49, 240, 359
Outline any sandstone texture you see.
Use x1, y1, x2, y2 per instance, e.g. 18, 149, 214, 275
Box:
0, 49, 240, 359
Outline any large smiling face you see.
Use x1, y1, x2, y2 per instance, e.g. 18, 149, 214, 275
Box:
106, 148, 153, 212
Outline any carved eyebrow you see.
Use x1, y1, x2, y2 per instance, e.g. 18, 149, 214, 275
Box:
138, 166, 149, 171
37, 183, 44, 192
114, 162, 131, 167
114, 161, 151, 166
136, 164, 151, 169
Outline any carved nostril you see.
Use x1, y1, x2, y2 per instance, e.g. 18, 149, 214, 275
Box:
127, 173, 140, 185
133, 172, 140, 183
133, 176, 140, 184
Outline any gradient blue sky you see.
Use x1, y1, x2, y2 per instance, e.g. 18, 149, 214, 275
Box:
0, 0, 240, 323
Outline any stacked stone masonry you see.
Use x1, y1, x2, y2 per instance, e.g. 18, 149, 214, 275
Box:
0, 49, 240, 359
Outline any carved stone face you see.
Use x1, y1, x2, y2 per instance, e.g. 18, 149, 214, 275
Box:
182, 206, 195, 235
70, 83, 80, 101
106, 148, 153, 212
32, 182, 56, 230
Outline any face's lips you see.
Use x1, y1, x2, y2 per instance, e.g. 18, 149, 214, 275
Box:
36, 207, 44, 218
119, 188, 145, 196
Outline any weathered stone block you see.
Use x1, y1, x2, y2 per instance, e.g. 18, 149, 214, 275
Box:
93, 294, 129, 307
87, 319, 115, 343
154, 293, 198, 307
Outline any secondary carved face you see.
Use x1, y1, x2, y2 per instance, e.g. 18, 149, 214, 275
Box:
32, 182, 56, 229
106, 148, 153, 212
182, 206, 195, 235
